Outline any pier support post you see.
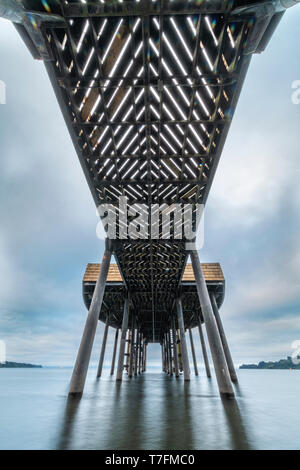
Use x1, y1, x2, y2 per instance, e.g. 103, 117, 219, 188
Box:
125, 329, 131, 372
110, 328, 119, 375
128, 317, 135, 378
134, 327, 139, 376
168, 330, 173, 376
138, 332, 142, 374
171, 315, 180, 377
97, 315, 109, 378
143, 343, 147, 372
188, 328, 198, 376
163, 336, 167, 373
165, 333, 169, 373
177, 329, 183, 372
198, 320, 211, 378
161, 343, 164, 371
69, 240, 112, 397
190, 250, 234, 397
176, 298, 190, 381
116, 298, 129, 381
210, 293, 238, 383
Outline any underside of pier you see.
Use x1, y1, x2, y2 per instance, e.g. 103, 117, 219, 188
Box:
5, 0, 296, 398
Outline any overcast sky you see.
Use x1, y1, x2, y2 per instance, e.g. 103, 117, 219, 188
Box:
0, 9, 300, 368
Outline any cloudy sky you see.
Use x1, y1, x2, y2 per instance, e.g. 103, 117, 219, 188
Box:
0, 9, 300, 367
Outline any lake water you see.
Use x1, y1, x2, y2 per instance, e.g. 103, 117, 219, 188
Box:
0, 367, 299, 450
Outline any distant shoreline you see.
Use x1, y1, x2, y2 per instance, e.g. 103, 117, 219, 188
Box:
0, 361, 42, 368
240, 356, 300, 370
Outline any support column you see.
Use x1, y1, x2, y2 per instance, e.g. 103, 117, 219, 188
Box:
177, 329, 183, 372
116, 298, 129, 381
163, 337, 167, 373
134, 327, 139, 376
69, 241, 112, 397
188, 328, 198, 376
165, 334, 168, 374
210, 293, 238, 383
125, 329, 131, 372
138, 333, 143, 374
110, 328, 119, 375
165, 336, 168, 373
128, 317, 135, 378
176, 298, 190, 381
161, 343, 164, 372
143, 343, 147, 372
190, 250, 234, 397
171, 316, 179, 377
97, 315, 109, 378
198, 320, 211, 378
168, 330, 173, 376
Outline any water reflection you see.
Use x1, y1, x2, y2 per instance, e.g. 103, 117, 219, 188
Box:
57, 372, 252, 450
158, 378, 194, 449
57, 396, 81, 449
221, 397, 251, 449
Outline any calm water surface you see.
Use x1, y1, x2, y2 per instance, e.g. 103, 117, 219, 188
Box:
0, 367, 299, 450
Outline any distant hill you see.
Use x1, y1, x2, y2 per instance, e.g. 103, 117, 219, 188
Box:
0, 361, 42, 368
240, 356, 300, 370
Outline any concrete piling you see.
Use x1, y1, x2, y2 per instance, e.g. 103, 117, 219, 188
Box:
168, 330, 173, 376
128, 317, 135, 378
134, 327, 139, 376
69, 241, 112, 397
176, 298, 190, 381
138, 332, 142, 374
198, 320, 211, 378
190, 250, 234, 398
110, 328, 119, 375
210, 292, 238, 383
96, 315, 109, 378
171, 316, 180, 377
164, 333, 169, 374
177, 329, 183, 373
188, 327, 198, 376
116, 298, 129, 381
143, 343, 147, 372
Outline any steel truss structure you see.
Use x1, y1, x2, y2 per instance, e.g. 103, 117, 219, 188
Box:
3, 0, 298, 396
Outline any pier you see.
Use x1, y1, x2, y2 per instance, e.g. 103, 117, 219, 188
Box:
2, 0, 299, 399
82, 262, 227, 385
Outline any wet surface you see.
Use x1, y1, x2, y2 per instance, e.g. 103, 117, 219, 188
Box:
0, 367, 299, 449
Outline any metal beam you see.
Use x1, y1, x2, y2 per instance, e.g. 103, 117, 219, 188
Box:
61, 0, 232, 18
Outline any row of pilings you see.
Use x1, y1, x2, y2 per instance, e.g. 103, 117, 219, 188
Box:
97, 322, 148, 380
68, 240, 237, 399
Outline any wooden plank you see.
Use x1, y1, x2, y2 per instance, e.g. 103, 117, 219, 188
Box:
83, 262, 224, 283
